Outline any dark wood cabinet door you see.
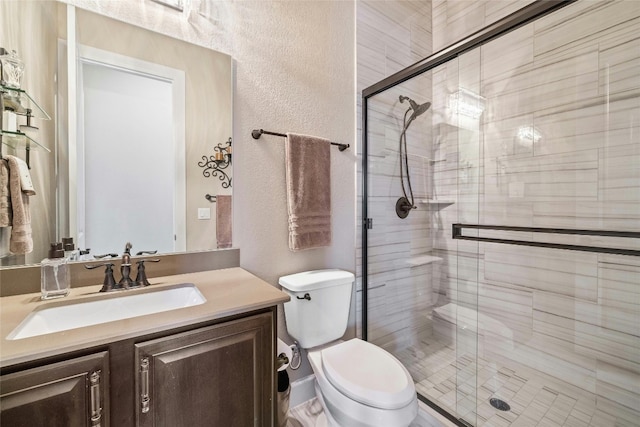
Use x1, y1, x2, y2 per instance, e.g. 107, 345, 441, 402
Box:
135, 312, 274, 427
0, 351, 109, 427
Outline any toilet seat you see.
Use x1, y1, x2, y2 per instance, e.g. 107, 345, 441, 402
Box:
321, 339, 415, 410
308, 339, 418, 427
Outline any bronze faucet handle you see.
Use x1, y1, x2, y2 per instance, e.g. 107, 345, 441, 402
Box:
85, 262, 117, 292
134, 259, 161, 287
136, 250, 158, 256
94, 253, 118, 259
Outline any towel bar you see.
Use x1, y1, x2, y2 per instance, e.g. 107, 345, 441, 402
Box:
252, 129, 350, 152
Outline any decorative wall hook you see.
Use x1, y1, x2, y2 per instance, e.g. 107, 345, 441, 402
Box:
198, 137, 232, 188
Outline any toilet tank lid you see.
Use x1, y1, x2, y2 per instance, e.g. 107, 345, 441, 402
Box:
279, 269, 354, 292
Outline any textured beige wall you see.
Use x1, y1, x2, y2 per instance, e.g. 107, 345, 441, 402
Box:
231, 1, 356, 380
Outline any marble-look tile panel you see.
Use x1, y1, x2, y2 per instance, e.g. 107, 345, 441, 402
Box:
358, 0, 433, 82
598, 258, 640, 312
484, 44, 599, 107
599, 143, 640, 202
596, 360, 640, 412
533, 309, 640, 374
484, 149, 599, 202
432, 0, 483, 53
364, 1, 432, 41
481, 25, 534, 85
533, 200, 640, 231
533, 291, 639, 338
484, 244, 598, 301
599, 33, 640, 96
534, 96, 639, 156
356, 42, 388, 90
484, 0, 537, 28
533, 1, 640, 58
595, 394, 640, 427
478, 282, 533, 339
483, 114, 535, 158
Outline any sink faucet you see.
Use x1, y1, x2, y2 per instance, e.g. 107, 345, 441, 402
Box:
118, 242, 135, 289
86, 243, 160, 292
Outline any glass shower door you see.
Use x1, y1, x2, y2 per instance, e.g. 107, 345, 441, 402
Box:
364, 60, 483, 424
450, 2, 640, 426
364, 3, 639, 426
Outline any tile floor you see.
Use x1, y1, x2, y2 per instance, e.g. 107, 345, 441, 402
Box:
286, 397, 449, 427
395, 339, 638, 427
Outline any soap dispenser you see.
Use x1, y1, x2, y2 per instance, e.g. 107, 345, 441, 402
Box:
62, 237, 79, 261
41, 243, 71, 300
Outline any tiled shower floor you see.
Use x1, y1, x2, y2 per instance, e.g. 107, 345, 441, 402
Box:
395, 338, 637, 427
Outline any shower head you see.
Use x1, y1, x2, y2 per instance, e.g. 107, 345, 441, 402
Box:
399, 95, 431, 122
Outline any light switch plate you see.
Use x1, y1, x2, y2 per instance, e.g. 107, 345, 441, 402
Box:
197, 208, 211, 220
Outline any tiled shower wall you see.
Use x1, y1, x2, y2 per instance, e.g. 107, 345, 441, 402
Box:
431, 1, 640, 424
356, 0, 433, 339
355, 0, 540, 341
432, 0, 536, 52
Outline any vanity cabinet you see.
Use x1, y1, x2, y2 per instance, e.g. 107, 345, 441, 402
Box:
0, 351, 109, 427
135, 312, 273, 427
0, 310, 275, 427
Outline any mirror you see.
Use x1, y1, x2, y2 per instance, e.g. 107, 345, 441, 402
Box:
0, 2, 232, 266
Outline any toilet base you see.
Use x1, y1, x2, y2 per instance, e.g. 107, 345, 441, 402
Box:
314, 381, 338, 427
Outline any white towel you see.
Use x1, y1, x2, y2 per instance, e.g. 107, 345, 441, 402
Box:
14, 156, 35, 195
6, 155, 34, 254
0, 159, 11, 227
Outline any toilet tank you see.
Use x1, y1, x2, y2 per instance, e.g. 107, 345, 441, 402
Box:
279, 270, 354, 349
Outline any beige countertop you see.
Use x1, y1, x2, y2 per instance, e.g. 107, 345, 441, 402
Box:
0, 268, 289, 368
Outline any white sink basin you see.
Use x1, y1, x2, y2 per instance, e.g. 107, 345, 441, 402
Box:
7, 283, 206, 340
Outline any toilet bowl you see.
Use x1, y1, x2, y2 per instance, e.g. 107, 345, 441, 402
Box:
279, 270, 418, 427
308, 339, 417, 427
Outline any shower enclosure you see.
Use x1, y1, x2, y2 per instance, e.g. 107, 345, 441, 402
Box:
361, 1, 639, 426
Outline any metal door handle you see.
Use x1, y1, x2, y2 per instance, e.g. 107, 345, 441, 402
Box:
90, 371, 102, 427
140, 357, 150, 414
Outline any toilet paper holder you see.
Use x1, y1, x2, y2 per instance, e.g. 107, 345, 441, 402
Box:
276, 353, 289, 370
277, 338, 300, 371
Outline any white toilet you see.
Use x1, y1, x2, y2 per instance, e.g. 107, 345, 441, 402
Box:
279, 269, 418, 427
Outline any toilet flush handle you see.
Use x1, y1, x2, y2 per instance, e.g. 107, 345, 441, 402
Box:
296, 293, 311, 301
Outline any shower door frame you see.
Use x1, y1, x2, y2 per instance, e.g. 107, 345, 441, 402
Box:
360, 1, 577, 425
